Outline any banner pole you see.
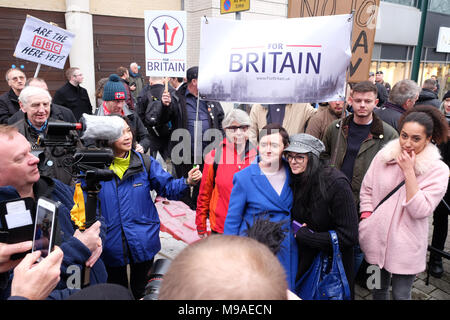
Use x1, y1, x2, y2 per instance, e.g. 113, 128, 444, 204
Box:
194, 93, 200, 166
345, 11, 356, 102
34, 63, 41, 78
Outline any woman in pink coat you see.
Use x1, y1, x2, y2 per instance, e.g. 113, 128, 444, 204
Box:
359, 105, 449, 300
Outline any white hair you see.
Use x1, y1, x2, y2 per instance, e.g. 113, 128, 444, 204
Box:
18, 85, 52, 106
222, 108, 251, 128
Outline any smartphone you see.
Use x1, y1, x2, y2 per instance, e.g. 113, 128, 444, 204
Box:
32, 197, 58, 261
292, 220, 302, 234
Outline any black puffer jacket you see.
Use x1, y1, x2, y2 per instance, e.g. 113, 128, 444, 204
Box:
416, 89, 441, 109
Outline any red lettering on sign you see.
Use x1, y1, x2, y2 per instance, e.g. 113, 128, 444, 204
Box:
31, 35, 63, 54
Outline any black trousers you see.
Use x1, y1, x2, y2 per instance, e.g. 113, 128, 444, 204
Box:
430, 198, 449, 259
148, 134, 171, 161
106, 259, 154, 300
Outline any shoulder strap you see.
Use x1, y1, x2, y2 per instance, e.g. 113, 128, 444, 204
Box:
373, 180, 405, 212
329, 230, 351, 300
143, 153, 151, 176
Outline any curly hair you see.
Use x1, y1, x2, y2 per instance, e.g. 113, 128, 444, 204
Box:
399, 104, 449, 145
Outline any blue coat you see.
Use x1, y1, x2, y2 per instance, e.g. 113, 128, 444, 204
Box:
98, 151, 188, 267
0, 177, 108, 300
224, 157, 299, 289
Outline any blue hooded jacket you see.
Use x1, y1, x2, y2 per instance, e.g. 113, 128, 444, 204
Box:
98, 150, 189, 267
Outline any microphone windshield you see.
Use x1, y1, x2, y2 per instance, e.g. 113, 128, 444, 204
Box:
80, 114, 125, 141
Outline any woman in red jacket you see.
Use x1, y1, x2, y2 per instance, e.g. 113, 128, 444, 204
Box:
196, 109, 257, 236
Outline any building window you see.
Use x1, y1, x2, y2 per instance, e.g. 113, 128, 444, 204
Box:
429, 0, 450, 15
381, 0, 417, 7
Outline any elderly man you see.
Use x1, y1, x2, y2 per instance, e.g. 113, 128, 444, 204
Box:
128, 62, 145, 104
374, 79, 420, 132
10, 86, 77, 185
0, 68, 27, 124
95, 74, 150, 153
0, 125, 107, 299
8, 77, 76, 125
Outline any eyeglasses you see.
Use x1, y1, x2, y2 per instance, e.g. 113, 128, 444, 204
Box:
73, 73, 83, 77
285, 153, 306, 163
226, 125, 249, 132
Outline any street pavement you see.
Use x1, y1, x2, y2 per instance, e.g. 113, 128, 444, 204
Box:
157, 216, 449, 300
355, 214, 450, 300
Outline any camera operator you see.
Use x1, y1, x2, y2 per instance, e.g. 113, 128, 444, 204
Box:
94, 74, 151, 154
0, 125, 107, 299
10, 86, 80, 186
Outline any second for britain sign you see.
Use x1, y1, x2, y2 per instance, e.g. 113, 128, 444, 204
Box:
144, 10, 187, 77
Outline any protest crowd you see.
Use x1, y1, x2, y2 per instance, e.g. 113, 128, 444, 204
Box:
0, 15, 449, 303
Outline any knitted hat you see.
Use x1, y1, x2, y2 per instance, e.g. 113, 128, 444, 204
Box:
443, 90, 450, 101
102, 74, 127, 101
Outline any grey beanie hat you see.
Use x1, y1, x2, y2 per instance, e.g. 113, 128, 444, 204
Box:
284, 133, 325, 158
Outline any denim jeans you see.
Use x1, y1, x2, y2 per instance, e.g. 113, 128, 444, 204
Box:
372, 268, 416, 300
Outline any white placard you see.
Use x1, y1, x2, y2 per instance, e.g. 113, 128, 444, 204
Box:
13, 15, 75, 69
436, 27, 450, 53
198, 14, 353, 104
144, 11, 187, 77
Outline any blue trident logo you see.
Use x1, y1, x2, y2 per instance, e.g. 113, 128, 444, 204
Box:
152, 23, 179, 54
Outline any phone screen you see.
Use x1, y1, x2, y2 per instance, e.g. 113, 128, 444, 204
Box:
32, 199, 56, 259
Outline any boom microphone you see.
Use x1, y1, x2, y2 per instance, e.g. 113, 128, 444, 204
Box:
79, 114, 125, 141
46, 114, 125, 142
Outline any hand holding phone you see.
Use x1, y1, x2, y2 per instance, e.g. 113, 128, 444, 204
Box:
11, 246, 63, 300
32, 197, 59, 262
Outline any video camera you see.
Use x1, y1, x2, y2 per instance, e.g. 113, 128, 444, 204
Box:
37, 114, 125, 227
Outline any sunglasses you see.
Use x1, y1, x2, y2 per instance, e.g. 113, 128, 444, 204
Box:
226, 125, 249, 132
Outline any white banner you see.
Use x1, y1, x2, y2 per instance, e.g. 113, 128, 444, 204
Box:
145, 11, 187, 77
13, 15, 75, 69
198, 14, 353, 104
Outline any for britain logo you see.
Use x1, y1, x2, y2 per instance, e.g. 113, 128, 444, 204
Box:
147, 15, 184, 54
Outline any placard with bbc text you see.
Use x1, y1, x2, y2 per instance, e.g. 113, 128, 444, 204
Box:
13, 15, 75, 69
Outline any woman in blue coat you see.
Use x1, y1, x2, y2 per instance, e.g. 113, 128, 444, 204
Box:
98, 116, 201, 299
224, 123, 298, 290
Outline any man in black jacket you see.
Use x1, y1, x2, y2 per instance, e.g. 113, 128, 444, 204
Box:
11, 86, 78, 186
136, 77, 176, 161
170, 66, 224, 209
415, 78, 441, 109
8, 77, 76, 125
0, 68, 27, 124
53, 67, 93, 121
374, 79, 420, 132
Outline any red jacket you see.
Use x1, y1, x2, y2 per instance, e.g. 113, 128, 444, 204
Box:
196, 138, 257, 234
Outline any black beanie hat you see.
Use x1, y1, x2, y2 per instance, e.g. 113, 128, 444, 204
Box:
102, 74, 127, 101
443, 90, 450, 101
